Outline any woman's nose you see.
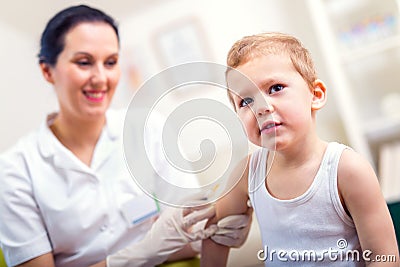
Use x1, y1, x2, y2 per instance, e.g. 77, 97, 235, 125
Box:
91, 64, 107, 86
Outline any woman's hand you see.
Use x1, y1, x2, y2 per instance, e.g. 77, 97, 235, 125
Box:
106, 204, 253, 267
107, 205, 217, 267
211, 206, 253, 248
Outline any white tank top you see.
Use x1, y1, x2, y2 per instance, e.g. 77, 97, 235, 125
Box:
248, 142, 364, 266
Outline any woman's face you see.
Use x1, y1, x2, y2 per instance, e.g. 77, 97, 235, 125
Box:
42, 22, 120, 121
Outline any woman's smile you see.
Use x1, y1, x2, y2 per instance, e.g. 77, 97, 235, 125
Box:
82, 89, 108, 102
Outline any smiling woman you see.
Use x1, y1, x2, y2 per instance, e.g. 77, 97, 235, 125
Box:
0, 4, 252, 267
0, 6, 138, 266
39, 21, 121, 166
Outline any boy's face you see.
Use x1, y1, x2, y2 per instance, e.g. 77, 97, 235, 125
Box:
227, 53, 323, 150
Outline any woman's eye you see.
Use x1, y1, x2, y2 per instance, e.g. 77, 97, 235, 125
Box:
239, 97, 254, 107
76, 60, 91, 67
105, 59, 118, 67
269, 84, 284, 94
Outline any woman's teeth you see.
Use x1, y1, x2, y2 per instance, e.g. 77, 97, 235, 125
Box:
85, 92, 103, 98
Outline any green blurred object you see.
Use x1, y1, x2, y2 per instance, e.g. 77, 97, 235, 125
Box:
0, 248, 7, 267
388, 201, 400, 248
157, 257, 200, 267
0, 202, 397, 267
0, 247, 199, 267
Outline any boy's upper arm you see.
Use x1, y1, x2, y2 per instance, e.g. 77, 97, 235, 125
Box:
215, 155, 250, 221
16, 253, 55, 267
338, 149, 399, 262
200, 156, 250, 267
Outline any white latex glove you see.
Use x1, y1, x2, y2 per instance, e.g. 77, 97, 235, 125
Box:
211, 208, 252, 248
107, 205, 217, 267
190, 207, 253, 252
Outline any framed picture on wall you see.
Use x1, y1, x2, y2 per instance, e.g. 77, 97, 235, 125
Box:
153, 16, 213, 69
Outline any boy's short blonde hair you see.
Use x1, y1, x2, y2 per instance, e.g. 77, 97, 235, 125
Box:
226, 32, 317, 106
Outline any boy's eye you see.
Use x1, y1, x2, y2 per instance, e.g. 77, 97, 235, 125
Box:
239, 97, 254, 107
269, 84, 284, 94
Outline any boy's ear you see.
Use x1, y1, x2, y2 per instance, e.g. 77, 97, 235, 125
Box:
311, 79, 327, 111
39, 62, 55, 84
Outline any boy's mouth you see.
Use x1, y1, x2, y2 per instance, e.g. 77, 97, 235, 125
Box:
260, 120, 281, 134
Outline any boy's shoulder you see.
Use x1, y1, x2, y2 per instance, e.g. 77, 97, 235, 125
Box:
337, 146, 378, 197
339, 147, 373, 177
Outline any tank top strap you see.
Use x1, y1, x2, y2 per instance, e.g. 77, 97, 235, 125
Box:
248, 148, 268, 194
326, 142, 355, 227
326, 142, 348, 165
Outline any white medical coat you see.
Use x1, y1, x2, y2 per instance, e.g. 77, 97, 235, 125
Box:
0, 110, 163, 267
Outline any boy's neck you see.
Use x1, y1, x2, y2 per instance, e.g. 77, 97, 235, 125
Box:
271, 138, 327, 169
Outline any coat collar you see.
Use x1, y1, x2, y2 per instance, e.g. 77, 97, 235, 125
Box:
38, 111, 121, 172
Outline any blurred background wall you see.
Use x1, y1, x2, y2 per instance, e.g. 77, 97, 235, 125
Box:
0, 0, 346, 153
1, 0, 400, 266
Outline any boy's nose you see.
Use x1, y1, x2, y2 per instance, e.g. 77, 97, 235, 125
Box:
256, 103, 273, 116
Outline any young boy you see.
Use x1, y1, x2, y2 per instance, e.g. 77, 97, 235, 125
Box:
201, 32, 399, 266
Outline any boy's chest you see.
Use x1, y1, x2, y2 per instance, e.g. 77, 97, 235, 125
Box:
265, 164, 320, 200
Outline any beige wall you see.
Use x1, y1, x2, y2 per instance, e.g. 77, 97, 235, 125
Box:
0, 1, 356, 266
0, 0, 347, 152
